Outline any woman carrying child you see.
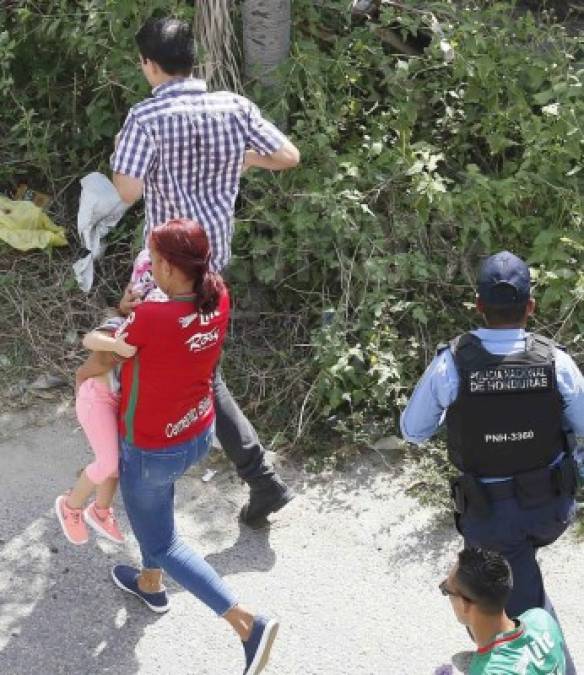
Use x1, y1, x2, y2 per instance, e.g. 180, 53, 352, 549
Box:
101, 218, 278, 675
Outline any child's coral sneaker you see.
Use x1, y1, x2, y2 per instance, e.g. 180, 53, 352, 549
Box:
55, 495, 89, 545
84, 502, 124, 543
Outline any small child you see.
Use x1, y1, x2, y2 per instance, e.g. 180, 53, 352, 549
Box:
56, 249, 165, 545
56, 248, 165, 545
127, 248, 156, 297
55, 314, 136, 545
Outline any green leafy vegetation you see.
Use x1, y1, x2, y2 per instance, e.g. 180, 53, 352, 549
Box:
234, 1, 584, 456
2, 2, 584, 488
0, 1, 192, 189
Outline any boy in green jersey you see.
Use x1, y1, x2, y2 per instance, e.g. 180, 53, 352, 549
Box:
440, 548, 566, 674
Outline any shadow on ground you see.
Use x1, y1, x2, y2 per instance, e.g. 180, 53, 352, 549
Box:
0, 515, 161, 675
204, 521, 276, 576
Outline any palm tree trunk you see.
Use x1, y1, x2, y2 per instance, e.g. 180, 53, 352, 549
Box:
242, 0, 291, 87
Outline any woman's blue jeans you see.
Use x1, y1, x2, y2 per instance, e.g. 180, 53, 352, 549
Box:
119, 425, 238, 616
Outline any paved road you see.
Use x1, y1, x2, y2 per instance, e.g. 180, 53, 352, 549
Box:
0, 402, 582, 674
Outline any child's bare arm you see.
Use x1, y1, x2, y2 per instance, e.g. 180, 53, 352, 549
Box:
82, 330, 136, 359
75, 351, 118, 392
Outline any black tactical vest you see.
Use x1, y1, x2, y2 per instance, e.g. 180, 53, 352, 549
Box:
445, 333, 565, 477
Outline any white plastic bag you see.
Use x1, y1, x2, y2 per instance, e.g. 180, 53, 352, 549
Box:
73, 172, 129, 292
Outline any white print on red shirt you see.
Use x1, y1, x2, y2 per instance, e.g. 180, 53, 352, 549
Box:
165, 396, 212, 438
179, 309, 220, 329
185, 328, 220, 353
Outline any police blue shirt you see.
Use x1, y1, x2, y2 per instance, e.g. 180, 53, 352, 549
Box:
400, 328, 584, 480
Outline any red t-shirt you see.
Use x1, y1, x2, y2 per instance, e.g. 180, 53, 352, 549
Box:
117, 289, 229, 448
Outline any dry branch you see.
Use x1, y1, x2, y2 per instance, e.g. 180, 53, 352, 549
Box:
193, 0, 242, 92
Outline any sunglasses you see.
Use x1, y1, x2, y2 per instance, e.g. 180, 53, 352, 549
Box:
439, 579, 473, 603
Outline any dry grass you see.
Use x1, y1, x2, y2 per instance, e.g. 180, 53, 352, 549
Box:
221, 307, 316, 451
0, 241, 132, 386
0, 233, 319, 451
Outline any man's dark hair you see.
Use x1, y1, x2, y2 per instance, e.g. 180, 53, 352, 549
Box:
482, 302, 528, 327
456, 548, 512, 615
135, 18, 195, 76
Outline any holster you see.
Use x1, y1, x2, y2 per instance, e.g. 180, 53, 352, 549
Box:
451, 456, 576, 520
451, 474, 491, 519
551, 455, 578, 497
450, 477, 465, 514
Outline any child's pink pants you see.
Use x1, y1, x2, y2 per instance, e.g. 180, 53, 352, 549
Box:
76, 379, 121, 484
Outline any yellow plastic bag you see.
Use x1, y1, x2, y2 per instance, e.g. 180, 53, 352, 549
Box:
0, 195, 67, 251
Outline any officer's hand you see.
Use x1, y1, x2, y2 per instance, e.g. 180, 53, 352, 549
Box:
119, 284, 142, 316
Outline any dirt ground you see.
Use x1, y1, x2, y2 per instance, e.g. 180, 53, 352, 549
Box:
0, 401, 583, 675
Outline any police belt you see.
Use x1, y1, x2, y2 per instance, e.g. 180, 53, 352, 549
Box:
451, 454, 577, 518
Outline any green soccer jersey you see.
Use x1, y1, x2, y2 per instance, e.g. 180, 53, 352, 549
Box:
469, 608, 565, 675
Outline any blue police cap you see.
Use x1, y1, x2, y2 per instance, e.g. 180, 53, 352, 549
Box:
477, 251, 530, 306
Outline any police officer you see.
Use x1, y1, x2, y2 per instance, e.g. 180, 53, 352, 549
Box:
400, 251, 584, 623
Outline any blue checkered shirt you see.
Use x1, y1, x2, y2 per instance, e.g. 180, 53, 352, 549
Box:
111, 78, 286, 271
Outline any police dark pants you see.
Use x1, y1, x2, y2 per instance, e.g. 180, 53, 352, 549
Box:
459, 493, 575, 617
213, 368, 275, 484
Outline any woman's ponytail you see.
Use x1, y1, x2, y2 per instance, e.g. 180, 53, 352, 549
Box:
192, 267, 223, 314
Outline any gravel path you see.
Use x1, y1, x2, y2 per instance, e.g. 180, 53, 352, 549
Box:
0, 403, 582, 674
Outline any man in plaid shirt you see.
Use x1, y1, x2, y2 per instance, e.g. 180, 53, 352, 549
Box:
112, 17, 300, 526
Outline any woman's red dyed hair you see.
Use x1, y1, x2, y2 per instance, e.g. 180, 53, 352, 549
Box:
149, 219, 225, 313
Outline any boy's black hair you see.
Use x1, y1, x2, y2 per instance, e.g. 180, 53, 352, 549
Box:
456, 548, 513, 615
482, 302, 528, 326
135, 18, 195, 76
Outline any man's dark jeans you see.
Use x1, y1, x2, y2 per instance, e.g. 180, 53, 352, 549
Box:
213, 368, 275, 485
